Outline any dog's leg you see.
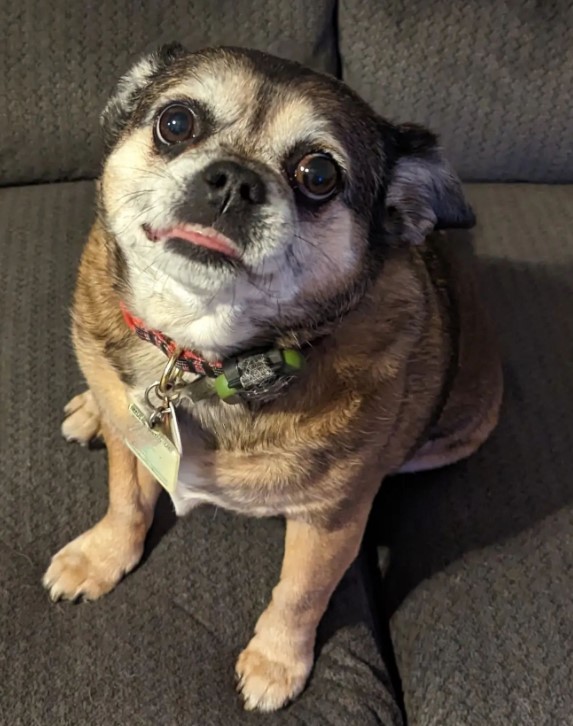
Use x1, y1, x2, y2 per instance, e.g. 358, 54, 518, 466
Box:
43, 420, 160, 601
236, 497, 373, 712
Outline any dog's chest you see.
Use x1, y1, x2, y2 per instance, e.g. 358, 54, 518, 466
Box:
128, 363, 313, 517
159, 402, 312, 519
171, 440, 303, 519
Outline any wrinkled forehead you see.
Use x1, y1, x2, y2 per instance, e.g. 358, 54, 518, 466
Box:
144, 52, 360, 166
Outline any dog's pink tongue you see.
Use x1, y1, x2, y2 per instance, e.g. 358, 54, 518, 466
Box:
167, 227, 238, 258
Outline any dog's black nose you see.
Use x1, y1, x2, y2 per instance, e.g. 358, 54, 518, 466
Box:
203, 160, 266, 209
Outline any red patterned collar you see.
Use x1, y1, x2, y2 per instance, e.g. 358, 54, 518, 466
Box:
120, 302, 224, 378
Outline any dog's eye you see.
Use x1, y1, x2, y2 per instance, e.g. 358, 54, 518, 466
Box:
155, 104, 196, 145
292, 153, 340, 201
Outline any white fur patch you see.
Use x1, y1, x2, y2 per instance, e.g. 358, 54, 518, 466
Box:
101, 55, 160, 129
156, 60, 260, 130
261, 95, 348, 170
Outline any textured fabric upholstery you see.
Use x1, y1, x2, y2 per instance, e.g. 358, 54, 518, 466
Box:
377, 184, 573, 725
339, 0, 573, 182
0, 1, 337, 185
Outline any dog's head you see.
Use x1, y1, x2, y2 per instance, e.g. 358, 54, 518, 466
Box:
101, 45, 474, 357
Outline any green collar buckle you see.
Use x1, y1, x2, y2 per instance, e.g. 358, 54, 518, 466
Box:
214, 348, 305, 401
178, 348, 306, 404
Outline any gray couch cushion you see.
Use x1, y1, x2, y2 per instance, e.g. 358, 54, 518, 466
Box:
0, 1, 337, 186
0, 181, 402, 725
378, 184, 573, 725
338, 0, 573, 182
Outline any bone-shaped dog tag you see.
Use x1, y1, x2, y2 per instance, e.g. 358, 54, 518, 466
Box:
125, 401, 182, 493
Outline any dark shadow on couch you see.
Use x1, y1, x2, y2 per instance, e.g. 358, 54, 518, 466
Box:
141, 490, 178, 564
365, 258, 573, 617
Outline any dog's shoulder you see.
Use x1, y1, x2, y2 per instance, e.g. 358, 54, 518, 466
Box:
72, 219, 140, 386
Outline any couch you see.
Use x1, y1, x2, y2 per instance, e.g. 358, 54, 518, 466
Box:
1, 1, 572, 724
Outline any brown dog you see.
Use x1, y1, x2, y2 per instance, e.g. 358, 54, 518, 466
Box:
43, 45, 502, 711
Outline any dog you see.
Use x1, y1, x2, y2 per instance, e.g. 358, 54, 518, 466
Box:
43, 44, 502, 712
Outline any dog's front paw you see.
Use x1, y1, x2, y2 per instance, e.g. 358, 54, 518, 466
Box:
61, 390, 102, 446
236, 633, 313, 712
43, 518, 143, 602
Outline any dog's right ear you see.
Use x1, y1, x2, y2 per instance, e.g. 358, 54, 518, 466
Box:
384, 123, 475, 245
101, 43, 186, 148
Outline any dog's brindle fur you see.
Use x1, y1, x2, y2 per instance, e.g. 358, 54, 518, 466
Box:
45, 46, 502, 711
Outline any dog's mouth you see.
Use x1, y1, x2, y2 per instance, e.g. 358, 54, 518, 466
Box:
143, 223, 240, 261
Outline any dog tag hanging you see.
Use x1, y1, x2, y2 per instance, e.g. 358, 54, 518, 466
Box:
125, 400, 182, 493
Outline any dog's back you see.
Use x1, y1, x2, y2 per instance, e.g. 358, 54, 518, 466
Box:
401, 232, 503, 473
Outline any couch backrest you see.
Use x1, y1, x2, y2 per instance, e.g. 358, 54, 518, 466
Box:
338, 0, 573, 182
1, 0, 571, 185
0, 0, 337, 185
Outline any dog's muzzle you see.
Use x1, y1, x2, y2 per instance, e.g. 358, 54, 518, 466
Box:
176, 160, 268, 246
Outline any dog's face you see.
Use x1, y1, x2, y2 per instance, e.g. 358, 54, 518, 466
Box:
101, 45, 474, 357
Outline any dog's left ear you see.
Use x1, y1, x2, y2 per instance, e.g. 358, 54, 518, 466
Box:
101, 43, 187, 148
384, 123, 475, 245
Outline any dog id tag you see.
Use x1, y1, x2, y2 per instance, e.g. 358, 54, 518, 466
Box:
125, 401, 182, 493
